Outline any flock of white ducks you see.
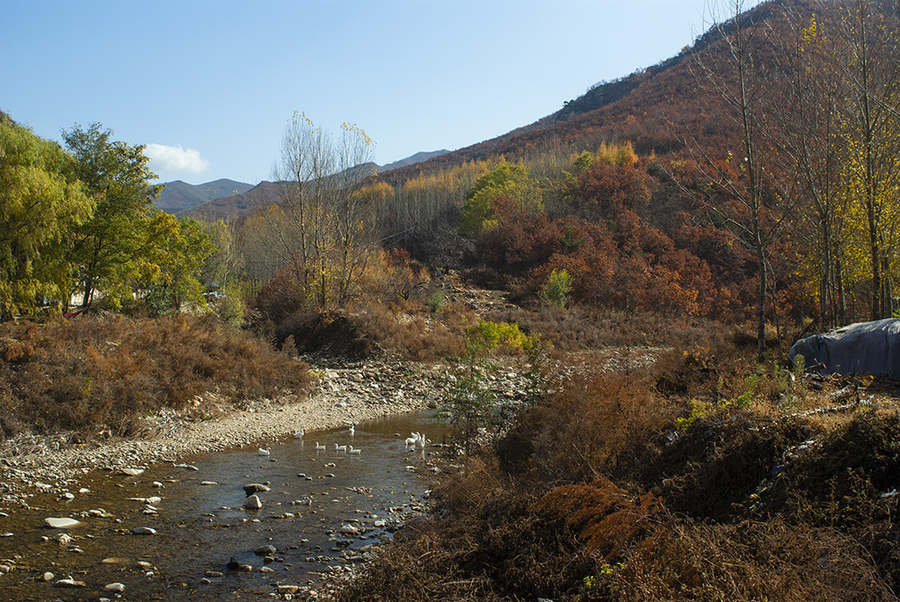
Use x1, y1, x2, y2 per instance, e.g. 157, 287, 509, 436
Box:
261, 423, 432, 459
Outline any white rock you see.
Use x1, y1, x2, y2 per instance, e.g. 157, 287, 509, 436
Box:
104, 582, 126, 592
131, 527, 157, 535
54, 578, 86, 588
53, 533, 73, 546
44, 517, 82, 529
244, 494, 262, 510
42, 571, 54, 581
119, 468, 144, 476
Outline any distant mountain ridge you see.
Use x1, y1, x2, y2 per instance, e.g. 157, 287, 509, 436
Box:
155, 179, 254, 215
177, 150, 450, 219
378, 150, 449, 172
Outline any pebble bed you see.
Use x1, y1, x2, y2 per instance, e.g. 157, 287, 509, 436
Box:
0, 357, 451, 506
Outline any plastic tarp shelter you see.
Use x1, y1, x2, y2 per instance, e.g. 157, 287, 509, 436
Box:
788, 318, 900, 378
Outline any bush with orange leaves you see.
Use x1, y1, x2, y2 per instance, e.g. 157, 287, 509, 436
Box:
0, 314, 309, 440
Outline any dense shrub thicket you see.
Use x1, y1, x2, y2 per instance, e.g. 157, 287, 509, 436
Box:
0, 314, 309, 439
334, 344, 900, 601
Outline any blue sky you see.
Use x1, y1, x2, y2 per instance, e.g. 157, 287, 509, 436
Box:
3, 0, 760, 185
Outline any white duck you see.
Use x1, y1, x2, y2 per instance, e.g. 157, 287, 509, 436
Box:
335, 443, 348, 452
257, 447, 271, 456
315, 442, 326, 451
348, 445, 361, 455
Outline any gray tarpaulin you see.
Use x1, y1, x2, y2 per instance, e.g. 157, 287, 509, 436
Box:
789, 318, 900, 378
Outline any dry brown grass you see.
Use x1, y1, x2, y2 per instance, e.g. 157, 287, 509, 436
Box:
334, 342, 900, 601
485, 305, 726, 351
0, 314, 309, 439
273, 299, 476, 362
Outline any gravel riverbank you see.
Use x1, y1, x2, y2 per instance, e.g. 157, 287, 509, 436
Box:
0, 357, 448, 508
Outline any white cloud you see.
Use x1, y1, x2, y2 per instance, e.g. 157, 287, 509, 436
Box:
144, 143, 209, 174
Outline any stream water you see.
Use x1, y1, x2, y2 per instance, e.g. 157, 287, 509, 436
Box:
0, 411, 445, 601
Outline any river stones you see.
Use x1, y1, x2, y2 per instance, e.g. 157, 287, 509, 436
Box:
226, 557, 253, 572
44, 517, 82, 529
242, 483, 269, 496
340, 524, 360, 535
244, 494, 262, 510
254, 544, 276, 556
53, 577, 86, 588
53, 533, 73, 546
131, 527, 157, 535
128, 496, 161, 505
104, 582, 126, 592
119, 467, 144, 476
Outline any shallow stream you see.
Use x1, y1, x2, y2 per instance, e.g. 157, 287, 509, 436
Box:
0, 411, 444, 600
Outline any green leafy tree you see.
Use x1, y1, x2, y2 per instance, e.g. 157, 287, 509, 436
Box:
460, 161, 542, 238
541, 269, 573, 308
139, 213, 217, 314
199, 219, 241, 291
0, 117, 93, 318
62, 123, 160, 308
445, 320, 540, 455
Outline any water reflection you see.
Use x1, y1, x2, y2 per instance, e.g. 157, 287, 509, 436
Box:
0, 411, 444, 600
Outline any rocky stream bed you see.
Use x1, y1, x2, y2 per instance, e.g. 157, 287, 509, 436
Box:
0, 354, 539, 600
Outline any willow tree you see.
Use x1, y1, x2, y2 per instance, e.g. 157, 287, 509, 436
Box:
0, 117, 93, 318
